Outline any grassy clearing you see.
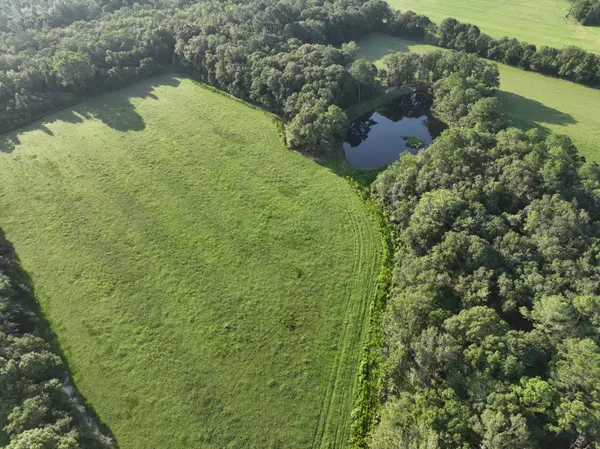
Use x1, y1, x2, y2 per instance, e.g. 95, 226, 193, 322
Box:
388, 0, 600, 53
358, 34, 600, 162
0, 75, 383, 449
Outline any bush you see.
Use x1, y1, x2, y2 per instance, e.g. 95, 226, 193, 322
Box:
402, 135, 424, 149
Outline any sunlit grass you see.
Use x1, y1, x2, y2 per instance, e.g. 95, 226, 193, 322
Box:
0, 76, 382, 449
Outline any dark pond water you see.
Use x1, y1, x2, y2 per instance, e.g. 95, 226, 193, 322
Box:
344, 93, 446, 169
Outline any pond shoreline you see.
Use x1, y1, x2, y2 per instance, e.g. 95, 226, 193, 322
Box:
343, 92, 446, 169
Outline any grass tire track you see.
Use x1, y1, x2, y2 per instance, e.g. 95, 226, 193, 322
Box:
311, 202, 380, 449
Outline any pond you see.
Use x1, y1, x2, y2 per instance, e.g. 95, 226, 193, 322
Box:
344, 93, 446, 169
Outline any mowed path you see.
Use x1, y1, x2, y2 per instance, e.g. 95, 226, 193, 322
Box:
0, 76, 382, 448
358, 34, 600, 162
388, 0, 600, 53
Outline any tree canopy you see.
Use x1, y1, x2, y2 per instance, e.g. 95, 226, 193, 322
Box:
0, 0, 433, 151
372, 126, 600, 449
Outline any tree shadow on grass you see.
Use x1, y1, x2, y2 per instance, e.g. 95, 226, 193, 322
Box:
0, 228, 119, 448
358, 34, 412, 62
497, 90, 577, 137
316, 152, 385, 189
0, 75, 181, 153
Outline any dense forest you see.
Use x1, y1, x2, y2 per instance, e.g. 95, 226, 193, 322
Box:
381, 51, 503, 132
0, 0, 161, 31
373, 126, 600, 449
372, 55, 600, 448
0, 0, 430, 147
1, 0, 599, 144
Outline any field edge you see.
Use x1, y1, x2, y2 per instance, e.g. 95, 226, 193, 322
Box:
345, 182, 395, 449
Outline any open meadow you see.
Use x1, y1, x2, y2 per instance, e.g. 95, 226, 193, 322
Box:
358, 34, 600, 162
388, 0, 600, 52
0, 75, 382, 449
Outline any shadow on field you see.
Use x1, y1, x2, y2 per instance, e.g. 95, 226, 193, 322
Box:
70, 77, 181, 132
358, 34, 413, 62
497, 91, 577, 134
0, 75, 181, 153
0, 229, 119, 448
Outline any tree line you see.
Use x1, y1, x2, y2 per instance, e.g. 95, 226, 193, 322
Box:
0, 232, 114, 448
0, 5, 175, 134
0, 0, 162, 32
381, 51, 504, 133
0, 0, 432, 150
436, 17, 600, 87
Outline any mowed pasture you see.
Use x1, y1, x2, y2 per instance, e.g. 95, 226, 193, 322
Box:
0, 76, 382, 448
388, 0, 600, 53
359, 34, 600, 162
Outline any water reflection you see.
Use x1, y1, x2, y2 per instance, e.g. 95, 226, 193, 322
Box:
344, 93, 446, 169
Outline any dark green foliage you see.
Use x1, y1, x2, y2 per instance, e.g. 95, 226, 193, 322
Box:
431, 73, 489, 126
0, 0, 157, 31
349, 59, 378, 103
384, 9, 433, 39
0, 6, 174, 133
459, 97, 506, 134
569, 0, 600, 25
285, 101, 349, 153
372, 126, 600, 449
1, 0, 599, 142
0, 234, 113, 448
382, 51, 448, 86
383, 51, 502, 131
173, 0, 404, 152
6, 0, 597, 153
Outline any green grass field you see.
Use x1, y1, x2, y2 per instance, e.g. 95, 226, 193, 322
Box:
358, 34, 600, 162
388, 0, 600, 53
0, 76, 382, 449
